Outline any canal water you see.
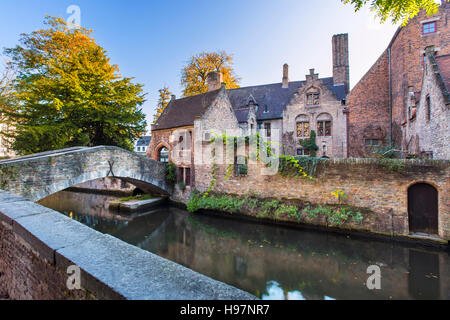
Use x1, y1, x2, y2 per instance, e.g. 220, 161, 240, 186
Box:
39, 191, 449, 300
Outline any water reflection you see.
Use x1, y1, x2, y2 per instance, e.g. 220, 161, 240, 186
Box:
39, 191, 450, 300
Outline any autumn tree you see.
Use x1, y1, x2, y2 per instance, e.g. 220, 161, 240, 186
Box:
181, 51, 240, 97
3, 16, 147, 155
153, 86, 172, 123
342, 0, 441, 24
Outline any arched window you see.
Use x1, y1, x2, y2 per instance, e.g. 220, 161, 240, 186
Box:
317, 113, 332, 136
159, 147, 169, 163
296, 115, 310, 137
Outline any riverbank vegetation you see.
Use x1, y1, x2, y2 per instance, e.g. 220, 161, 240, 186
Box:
186, 191, 367, 227
118, 194, 154, 203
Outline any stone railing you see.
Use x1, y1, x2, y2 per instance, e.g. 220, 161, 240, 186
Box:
0, 190, 256, 300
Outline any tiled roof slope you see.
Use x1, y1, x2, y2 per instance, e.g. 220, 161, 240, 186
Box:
229, 78, 347, 123
152, 78, 348, 130
152, 89, 221, 131
136, 136, 151, 147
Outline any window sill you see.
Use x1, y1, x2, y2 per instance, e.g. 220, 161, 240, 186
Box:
421, 32, 439, 37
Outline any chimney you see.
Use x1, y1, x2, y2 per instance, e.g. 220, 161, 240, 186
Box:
332, 33, 350, 93
282, 63, 289, 88
206, 71, 223, 92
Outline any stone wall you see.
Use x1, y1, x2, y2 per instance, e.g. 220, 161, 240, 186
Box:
69, 177, 136, 195
0, 146, 171, 201
0, 191, 256, 300
402, 53, 450, 159
283, 69, 348, 158
190, 159, 450, 241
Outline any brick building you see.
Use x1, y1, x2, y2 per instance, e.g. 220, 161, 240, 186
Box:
347, 2, 450, 158
148, 34, 350, 189
402, 50, 450, 159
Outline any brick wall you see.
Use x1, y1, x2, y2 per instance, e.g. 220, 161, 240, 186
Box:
347, 51, 390, 157
0, 219, 95, 300
190, 159, 450, 240
347, 4, 450, 157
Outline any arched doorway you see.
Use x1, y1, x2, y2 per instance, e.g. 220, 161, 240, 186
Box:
408, 183, 438, 235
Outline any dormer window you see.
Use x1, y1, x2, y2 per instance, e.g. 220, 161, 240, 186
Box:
423, 21, 437, 35
306, 91, 320, 106
264, 105, 269, 113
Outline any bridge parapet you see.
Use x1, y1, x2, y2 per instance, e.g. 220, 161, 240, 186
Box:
0, 146, 172, 201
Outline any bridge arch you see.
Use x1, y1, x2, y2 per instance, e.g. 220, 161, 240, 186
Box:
0, 146, 172, 201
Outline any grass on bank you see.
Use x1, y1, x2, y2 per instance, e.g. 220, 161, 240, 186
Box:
118, 194, 154, 202
186, 191, 366, 226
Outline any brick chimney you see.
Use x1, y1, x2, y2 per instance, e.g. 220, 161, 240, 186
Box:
282, 63, 289, 88
206, 71, 223, 92
332, 33, 350, 93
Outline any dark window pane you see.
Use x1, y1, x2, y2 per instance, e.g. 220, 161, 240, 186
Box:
265, 123, 271, 137
325, 121, 332, 136
318, 122, 324, 136
185, 168, 191, 186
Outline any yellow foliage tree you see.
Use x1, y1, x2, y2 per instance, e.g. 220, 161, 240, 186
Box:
153, 86, 172, 123
342, 0, 440, 25
181, 51, 240, 97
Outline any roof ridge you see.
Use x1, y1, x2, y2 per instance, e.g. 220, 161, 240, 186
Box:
172, 89, 221, 102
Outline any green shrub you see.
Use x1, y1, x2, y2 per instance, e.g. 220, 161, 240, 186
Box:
165, 163, 177, 184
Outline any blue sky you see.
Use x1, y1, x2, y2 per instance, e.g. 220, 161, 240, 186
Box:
0, 0, 399, 132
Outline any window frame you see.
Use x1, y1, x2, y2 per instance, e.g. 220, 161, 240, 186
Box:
177, 167, 191, 187
297, 148, 310, 156
422, 21, 437, 35
317, 120, 332, 136
365, 139, 381, 147
306, 93, 320, 106
264, 122, 271, 137
296, 121, 310, 138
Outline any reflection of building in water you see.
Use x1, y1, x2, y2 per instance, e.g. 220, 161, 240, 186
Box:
39, 192, 450, 301
141, 208, 449, 300
39, 191, 130, 221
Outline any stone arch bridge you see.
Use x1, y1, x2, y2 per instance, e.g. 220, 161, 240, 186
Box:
0, 146, 172, 201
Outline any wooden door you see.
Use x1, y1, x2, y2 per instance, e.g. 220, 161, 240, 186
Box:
408, 183, 438, 234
